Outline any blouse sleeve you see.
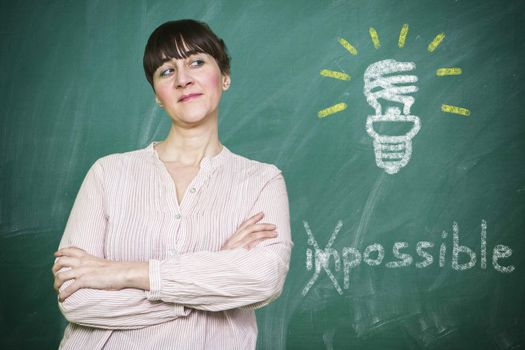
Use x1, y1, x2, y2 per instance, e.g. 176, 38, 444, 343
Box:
146, 170, 293, 312
57, 161, 189, 330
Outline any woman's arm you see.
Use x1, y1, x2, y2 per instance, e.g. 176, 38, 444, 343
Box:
56, 164, 292, 314
54, 212, 278, 299
54, 161, 188, 329
145, 172, 292, 311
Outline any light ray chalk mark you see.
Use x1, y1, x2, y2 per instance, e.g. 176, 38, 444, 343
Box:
318, 103, 348, 118
320, 69, 351, 81
338, 37, 358, 56
436, 68, 462, 76
428, 33, 446, 52
369, 27, 380, 49
398, 24, 409, 48
441, 104, 470, 116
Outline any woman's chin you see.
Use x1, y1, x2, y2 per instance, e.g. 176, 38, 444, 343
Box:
172, 114, 215, 128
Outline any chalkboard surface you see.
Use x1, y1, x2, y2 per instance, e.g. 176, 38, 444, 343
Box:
1, 0, 524, 349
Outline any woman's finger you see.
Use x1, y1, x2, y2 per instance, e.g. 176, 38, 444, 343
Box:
52, 260, 62, 275
238, 230, 278, 249
59, 279, 83, 302
227, 229, 277, 250
221, 212, 277, 250
52, 256, 78, 274
54, 269, 77, 291
224, 223, 276, 249
237, 212, 264, 231
235, 223, 276, 242
54, 247, 86, 258
54, 275, 65, 293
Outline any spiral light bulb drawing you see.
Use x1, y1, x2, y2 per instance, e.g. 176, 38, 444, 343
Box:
317, 25, 471, 174
363, 59, 421, 174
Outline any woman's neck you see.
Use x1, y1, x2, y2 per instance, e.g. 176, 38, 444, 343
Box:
154, 122, 222, 167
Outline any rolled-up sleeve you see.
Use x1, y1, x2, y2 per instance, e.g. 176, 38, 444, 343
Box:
57, 161, 188, 330
146, 171, 293, 311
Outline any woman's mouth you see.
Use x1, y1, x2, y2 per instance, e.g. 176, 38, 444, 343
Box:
178, 93, 202, 102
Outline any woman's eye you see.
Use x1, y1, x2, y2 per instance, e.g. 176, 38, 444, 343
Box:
159, 68, 174, 77
190, 59, 204, 67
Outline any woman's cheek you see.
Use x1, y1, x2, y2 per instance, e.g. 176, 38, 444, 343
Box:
203, 70, 222, 90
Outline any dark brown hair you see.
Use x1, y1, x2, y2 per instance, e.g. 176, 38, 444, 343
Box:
143, 19, 231, 87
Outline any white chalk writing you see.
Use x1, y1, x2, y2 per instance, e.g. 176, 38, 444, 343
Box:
302, 220, 515, 296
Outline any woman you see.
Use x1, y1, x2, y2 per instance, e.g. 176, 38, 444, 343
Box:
52, 19, 292, 349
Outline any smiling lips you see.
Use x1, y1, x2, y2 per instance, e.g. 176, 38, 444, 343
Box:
178, 93, 203, 102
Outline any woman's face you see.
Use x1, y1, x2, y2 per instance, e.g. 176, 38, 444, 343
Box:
153, 52, 230, 127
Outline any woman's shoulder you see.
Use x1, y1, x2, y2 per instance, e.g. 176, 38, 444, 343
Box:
90, 145, 156, 172
226, 148, 283, 181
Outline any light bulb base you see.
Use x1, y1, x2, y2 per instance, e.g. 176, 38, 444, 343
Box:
366, 114, 421, 174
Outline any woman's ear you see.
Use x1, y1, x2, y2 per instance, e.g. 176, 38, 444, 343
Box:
222, 75, 231, 91
155, 96, 164, 108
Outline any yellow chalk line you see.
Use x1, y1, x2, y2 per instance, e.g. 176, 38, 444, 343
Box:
338, 37, 358, 56
369, 27, 380, 49
441, 104, 470, 116
320, 69, 351, 81
428, 32, 445, 52
318, 103, 348, 118
436, 68, 462, 76
398, 24, 409, 48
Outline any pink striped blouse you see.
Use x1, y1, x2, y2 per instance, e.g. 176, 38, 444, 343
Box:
57, 141, 292, 350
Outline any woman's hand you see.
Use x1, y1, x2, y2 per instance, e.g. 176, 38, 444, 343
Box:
52, 247, 149, 301
221, 212, 277, 250
53, 213, 275, 300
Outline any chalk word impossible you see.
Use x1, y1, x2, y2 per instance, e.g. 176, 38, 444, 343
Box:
302, 220, 515, 296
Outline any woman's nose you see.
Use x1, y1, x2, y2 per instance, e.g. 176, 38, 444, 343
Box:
175, 68, 193, 88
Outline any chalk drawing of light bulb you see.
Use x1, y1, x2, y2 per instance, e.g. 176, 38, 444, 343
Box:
364, 59, 421, 174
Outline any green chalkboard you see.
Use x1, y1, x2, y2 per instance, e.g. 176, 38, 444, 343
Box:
1, 0, 524, 349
